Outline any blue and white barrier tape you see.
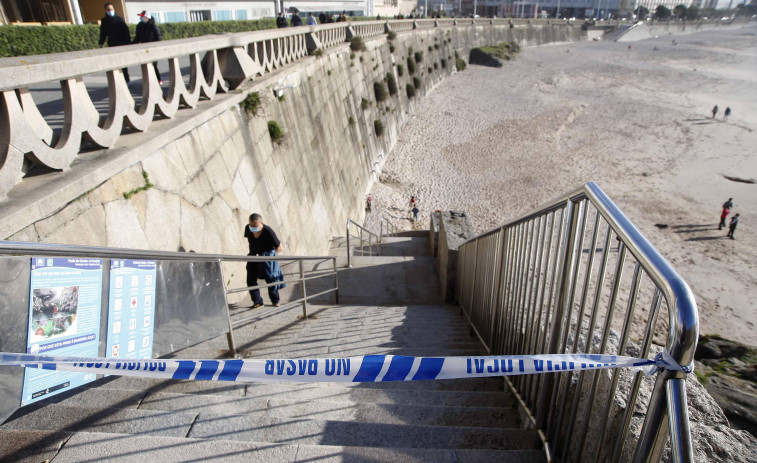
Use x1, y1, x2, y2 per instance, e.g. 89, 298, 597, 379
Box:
0, 352, 691, 383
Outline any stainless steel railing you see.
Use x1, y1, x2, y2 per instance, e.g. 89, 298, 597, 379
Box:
0, 240, 339, 357
380, 215, 401, 241
455, 182, 697, 463
346, 219, 381, 267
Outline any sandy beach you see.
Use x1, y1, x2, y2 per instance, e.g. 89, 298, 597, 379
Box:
366, 24, 757, 346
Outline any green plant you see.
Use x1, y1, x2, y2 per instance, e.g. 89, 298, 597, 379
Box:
407, 57, 416, 74
389, 44, 396, 53
374, 81, 388, 102
433, 62, 438, 70
241, 91, 261, 116
327, 69, 332, 76
441, 58, 447, 68
413, 77, 421, 89
309, 48, 323, 57
427, 66, 433, 73
277, 93, 286, 102
415, 51, 423, 62
123, 170, 154, 199
360, 56, 364, 62
374, 119, 384, 137
348, 116, 355, 126
428, 46, 433, 52
350, 52, 356, 59
454, 50, 460, 59
267, 120, 285, 145
434, 43, 440, 50
373, 64, 378, 70
406, 83, 416, 98
456, 58, 467, 71
408, 46, 414, 55
397, 64, 405, 77
349, 36, 366, 52
387, 30, 397, 40
385, 73, 398, 96
361, 97, 370, 110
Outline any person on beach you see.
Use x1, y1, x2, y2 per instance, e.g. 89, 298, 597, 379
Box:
99, 3, 132, 84
244, 213, 285, 308
723, 107, 731, 122
411, 206, 420, 222
719, 200, 732, 230
365, 195, 373, 213
133, 11, 163, 85
409, 196, 417, 208
712, 105, 718, 119
727, 213, 739, 240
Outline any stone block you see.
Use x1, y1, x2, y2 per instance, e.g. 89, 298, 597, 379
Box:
237, 156, 257, 194
7, 224, 39, 242
203, 152, 233, 193
218, 137, 241, 176
227, 172, 250, 212
141, 147, 190, 192
181, 171, 214, 208
33, 196, 91, 239
144, 189, 181, 252
46, 205, 107, 246
104, 200, 149, 248
110, 164, 145, 199
174, 133, 204, 177
87, 179, 119, 206
179, 199, 205, 253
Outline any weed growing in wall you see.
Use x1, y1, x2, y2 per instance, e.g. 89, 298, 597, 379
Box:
413, 77, 421, 89
309, 48, 323, 57
433, 62, 438, 70
428, 46, 433, 52
268, 121, 286, 145
374, 119, 384, 137
361, 98, 370, 110
241, 91, 261, 116
348, 116, 355, 126
456, 58, 467, 71
407, 57, 416, 75
414, 51, 423, 63
397, 64, 404, 77
427, 66, 433, 74
350, 52, 356, 60
387, 30, 397, 40
349, 36, 366, 52
123, 170, 154, 199
441, 58, 447, 68
389, 44, 396, 53
374, 81, 388, 103
434, 43, 440, 50
385, 73, 398, 96
406, 84, 415, 98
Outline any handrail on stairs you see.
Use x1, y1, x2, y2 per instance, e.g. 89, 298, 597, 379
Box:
345, 219, 381, 268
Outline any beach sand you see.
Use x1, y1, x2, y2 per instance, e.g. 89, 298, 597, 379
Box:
366, 24, 757, 346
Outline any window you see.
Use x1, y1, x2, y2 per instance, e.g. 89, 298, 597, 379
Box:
235, 9, 248, 20
163, 11, 187, 23
215, 9, 233, 21
189, 10, 211, 22
149, 12, 160, 22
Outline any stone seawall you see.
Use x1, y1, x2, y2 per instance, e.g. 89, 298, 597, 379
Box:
3, 23, 584, 300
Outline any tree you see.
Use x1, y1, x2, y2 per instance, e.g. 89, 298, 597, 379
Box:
685, 5, 699, 19
636, 6, 650, 19
673, 4, 687, 19
654, 5, 672, 20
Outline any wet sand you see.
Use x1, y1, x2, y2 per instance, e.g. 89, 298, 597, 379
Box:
367, 24, 757, 345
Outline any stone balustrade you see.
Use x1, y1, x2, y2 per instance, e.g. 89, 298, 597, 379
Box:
0, 18, 571, 200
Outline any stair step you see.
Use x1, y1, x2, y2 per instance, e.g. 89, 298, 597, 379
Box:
187, 414, 540, 449
139, 393, 520, 427
0, 430, 547, 462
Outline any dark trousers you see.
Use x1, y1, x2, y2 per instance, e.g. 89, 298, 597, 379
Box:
727, 225, 737, 238
719, 216, 727, 229
247, 262, 280, 305
152, 62, 161, 82
123, 67, 130, 83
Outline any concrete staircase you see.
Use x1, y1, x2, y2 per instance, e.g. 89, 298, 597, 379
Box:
0, 232, 546, 462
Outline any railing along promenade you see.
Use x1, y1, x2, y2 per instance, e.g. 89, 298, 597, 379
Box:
456, 182, 697, 463
0, 17, 575, 201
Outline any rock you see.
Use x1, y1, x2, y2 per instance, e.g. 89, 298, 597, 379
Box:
468, 48, 503, 68
695, 336, 748, 360
704, 373, 757, 439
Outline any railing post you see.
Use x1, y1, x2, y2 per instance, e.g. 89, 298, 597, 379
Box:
380, 220, 383, 243
346, 222, 352, 268
535, 199, 579, 428
360, 228, 364, 256
218, 258, 237, 358
333, 257, 340, 304
299, 258, 308, 319
368, 233, 372, 256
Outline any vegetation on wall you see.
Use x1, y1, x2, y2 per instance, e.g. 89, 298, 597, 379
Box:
413, 77, 421, 89
241, 91, 262, 116
374, 81, 388, 103
385, 73, 398, 96
267, 120, 285, 145
123, 170, 154, 199
406, 83, 416, 98
406, 56, 416, 75
374, 119, 384, 137
349, 36, 366, 52
397, 64, 405, 77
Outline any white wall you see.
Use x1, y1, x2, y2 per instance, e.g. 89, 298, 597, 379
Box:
124, 1, 276, 23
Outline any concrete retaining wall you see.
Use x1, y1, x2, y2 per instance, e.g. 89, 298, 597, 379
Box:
3, 23, 584, 301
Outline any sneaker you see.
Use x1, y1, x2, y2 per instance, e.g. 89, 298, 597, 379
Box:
273, 303, 280, 308
252, 303, 264, 309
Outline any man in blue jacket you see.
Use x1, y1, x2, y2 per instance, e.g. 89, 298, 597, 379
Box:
245, 214, 285, 308
99, 3, 132, 84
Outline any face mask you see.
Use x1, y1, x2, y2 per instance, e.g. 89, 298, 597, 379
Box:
106, 10, 115, 16
140, 16, 148, 22
249, 225, 261, 233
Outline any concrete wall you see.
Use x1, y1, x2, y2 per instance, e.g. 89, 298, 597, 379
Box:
4, 22, 584, 301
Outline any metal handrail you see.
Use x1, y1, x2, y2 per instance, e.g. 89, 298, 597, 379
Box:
379, 215, 401, 241
0, 240, 339, 357
346, 218, 380, 268
455, 182, 697, 463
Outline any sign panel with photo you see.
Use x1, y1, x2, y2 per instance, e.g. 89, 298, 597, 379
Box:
23, 258, 103, 405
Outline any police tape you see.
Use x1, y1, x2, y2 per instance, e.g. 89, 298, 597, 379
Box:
0, 351, 691, 383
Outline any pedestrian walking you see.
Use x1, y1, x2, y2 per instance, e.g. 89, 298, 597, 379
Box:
719, 197, 733, 230
365, 195, 373, 213
319, 11, 327, 24
411, 206, 420, 222
133, 11, 163, 84
711, 105, 718, 119
244, 213, 286, 308
409, 195, 417, 208
99, 3, 132, 84
291, 10, 302, 26
276, 12, 288, 28
723, 107, 731, 122
307, 13, 317, 25
727, 213, 739, 239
